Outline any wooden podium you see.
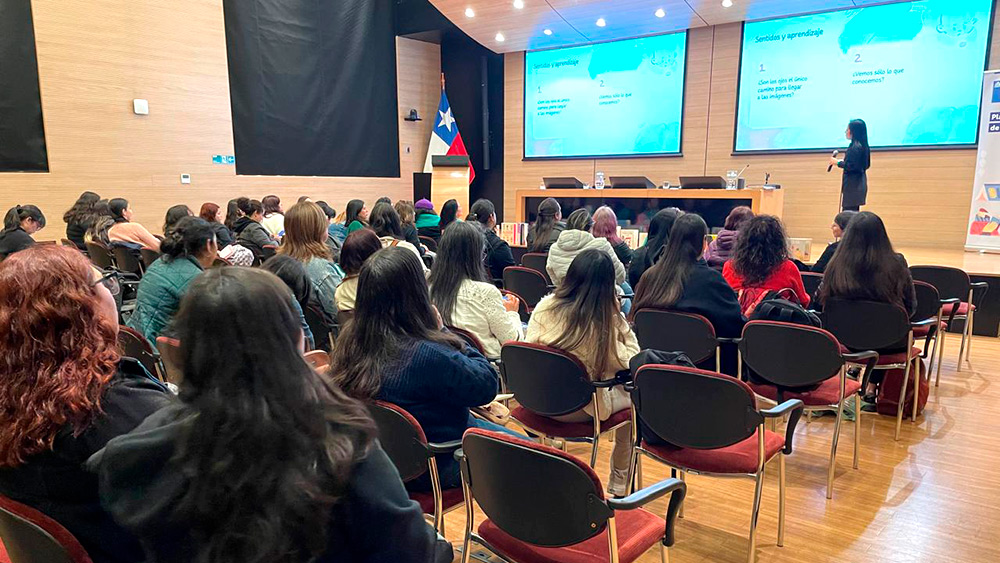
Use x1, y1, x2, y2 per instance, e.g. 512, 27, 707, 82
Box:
430, 155, 470, 216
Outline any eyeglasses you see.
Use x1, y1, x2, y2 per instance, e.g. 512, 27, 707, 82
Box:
92, 270, 121, 297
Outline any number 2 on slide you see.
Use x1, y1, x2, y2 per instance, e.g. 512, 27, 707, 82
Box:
854, 53, 862, 63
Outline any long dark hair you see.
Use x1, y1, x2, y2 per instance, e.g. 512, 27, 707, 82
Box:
731, 215, 789, 287
170, 267, 374, 563
440, 199, 460, 232
160, 216, 215, 262
641, 208, 682, 268
330, 247, 463, 400
429, 221, 488, 325
345, 199, 365, 226
631, 214, 708, 315
237, 197, 263, 218
261, 255, 314, 311
109, 198, 129, 223
3, 205, 45, 233
848, 119, 871, 168
820, 212, 909, 308
262, 195, 282, 215
528, 198, 561, 252
544, 249, 626, 379
224, 199, 243, 230
164, 204, 192, 234
339, 228, 382, 276
369, 202, 402, 239
723, 206, 754, 231
63, 191, 100, 225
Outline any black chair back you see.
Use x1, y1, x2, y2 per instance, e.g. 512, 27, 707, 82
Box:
85, 242, 115, 270
0, 494, 92, 563
503, 267, 549, 311
419, 235, 438, 252
118, 326, 160, 379
823, 298, 910, 352
448, 326, 487, 356
139, 248, 161, 269
633, 309, 717, 364
461, 429, 611, 547
801, 272, 823, 303
910, 266, 969, 302
520, 253, 551, 284
370, 402, 430, 482
632, 365, 763, 449
500, 343, 593, 417
111, 246, 143, 277
912, 281, 941, 323
739, 321, 843, 388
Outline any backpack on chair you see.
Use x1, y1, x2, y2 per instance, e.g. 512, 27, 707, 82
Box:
745, 288, 822, 327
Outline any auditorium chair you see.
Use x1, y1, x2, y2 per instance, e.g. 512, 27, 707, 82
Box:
139, 248, 161, 269
118, 325, 164, 381
632, 309, 726, 372
519, 252, 551, 284
456, 428, 686, 563
0, 495, 92, 563
303, 350, 330, 372
502, 267, 550, 314
111, 246, 144, 278
800, 272, 823, 305
370, 402, 463, 535
626, 364, 802, 563
911, 281, 953, 387
500, 289, 531, 324
84, 242, 115, 270
738, 321, 877, 499
211, 256, 232, 268
909, 265, 988, 377
500, 342, 631, 468
154, 336, 183, 383
418, 235, 438, 252
823, 299, 931, 440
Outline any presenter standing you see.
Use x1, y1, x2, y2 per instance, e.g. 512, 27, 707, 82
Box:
829, 119, 871, 211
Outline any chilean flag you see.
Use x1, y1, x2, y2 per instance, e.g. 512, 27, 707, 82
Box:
423, 90, 475, 182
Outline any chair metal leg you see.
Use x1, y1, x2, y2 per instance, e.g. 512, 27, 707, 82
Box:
777, 454, 786, 547
460, 476, 475, 563
966, 309, 974, 365
827, 394, 844, 499
895, 359, 912, 441
429, 458, 444, 533
912, 355, 922, 423
748, 471, 765, 563
590, 435, 600, 468
853, 394, 861, 470
660, 542, 669, 563
637, 452, 644, 490
608, 516, 621, 563
626, 445, 639, 495
957, 317, 968, 373
926, 329, 939, 388
678, 471, 686, 519
935, 329, 946, 387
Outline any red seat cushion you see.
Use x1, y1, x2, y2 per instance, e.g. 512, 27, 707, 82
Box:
941, 302, 974, 316
912, 322, 946, 339
511, 406, 631, 439
874, 347, 922, 366
478, 507, 664, 563
749, 376, 862, 407
641, 429, 784, 474
0, 539, 8, 563
410, 486, 464, 515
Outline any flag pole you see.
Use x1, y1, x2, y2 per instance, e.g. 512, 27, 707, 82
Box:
440, 72, 446, 92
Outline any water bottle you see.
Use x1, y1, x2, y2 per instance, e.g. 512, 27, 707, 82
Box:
595, 171, 605, 189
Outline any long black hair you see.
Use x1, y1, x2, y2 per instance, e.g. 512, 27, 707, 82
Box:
369, 202, 402, 239
439, 199, 460, 232
109, 198, 129, 223
731, 215, 789, 287
3, 205, 45, 233
345, 199, 365, 226
820, 211, 910, 308
224, 199, 243, 231
468, 199, 496, 228
330, 246, 464, 400
429, 221, 488, 325
170, 267, 374, 563
640, 208, 682, 269
631, 214, 708, 315
261, 254, 314, 311
164, 204, 192, 234
848, 118, 871, 168
160, 216, 215, 262
528, 198, 561, 252
63, 191, 100, 226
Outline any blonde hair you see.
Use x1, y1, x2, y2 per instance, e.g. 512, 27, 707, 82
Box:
279, 202, 331, 262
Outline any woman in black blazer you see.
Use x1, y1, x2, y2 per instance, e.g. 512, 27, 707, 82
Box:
830, 119, 871, 212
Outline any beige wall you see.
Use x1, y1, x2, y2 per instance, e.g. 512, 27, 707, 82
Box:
0, 0, 440, 239
505, 11, 1000, 248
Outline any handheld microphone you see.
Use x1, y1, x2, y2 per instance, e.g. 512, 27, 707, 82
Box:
827, 150, 839, 173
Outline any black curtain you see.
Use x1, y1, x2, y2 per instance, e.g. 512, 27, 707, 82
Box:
0, 0, 48, 172
223, 0, 400, 177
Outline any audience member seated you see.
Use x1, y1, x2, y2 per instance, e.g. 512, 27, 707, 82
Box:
63, 191, 101, 250
163, 204, 192, 236
127, 217, 216, 344
330, 246, 501, 493
430, 221, 523, 358
314, 201, 343, 260
469, 198, 515, 281
705, 206, 754, 268
819, 211, 916, 404
108, 198, 161, 251
261, 194, 285, 238
628, 208, 681, 288
233, 197, 277, 259
325, 202, 349, 245
369, 202, 426, 272
593, 205, 633, 267
0, 204, 45, 259
439, 198, 461, 233
723, 215, 810, 311
345, 199, 369, 234
394, 200, 424, 255
414, 199, 441, 241
278, 202, 345, 321
86, 216, 115, 247
525, 249, 639, 496
547, 209, 626, 288
526, 197, 564, 253
0, 245, 172, 563
259, 255, 320, 351
223, 198, 243, 233
336, 228, 382, 313
812, 210, 858, 273
91, 267, 452, 563
634, 198, 660, 229
199, 202, 234, 248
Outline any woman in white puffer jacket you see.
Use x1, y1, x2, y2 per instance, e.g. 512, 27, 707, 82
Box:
546, 209, 626, 288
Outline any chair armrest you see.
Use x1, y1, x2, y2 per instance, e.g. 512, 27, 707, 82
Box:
761, 399, 804, 455
971, 282, 989, 307
911, 318, 937, 328
591, 378, 622, 389
716, 337, 740, 345
607, 478, 686, 547
428, 440, 463, 455
842, 350, 879, 394
453, 448, 465, 462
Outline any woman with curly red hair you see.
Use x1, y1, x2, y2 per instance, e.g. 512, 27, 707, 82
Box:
0, 244, 172, 563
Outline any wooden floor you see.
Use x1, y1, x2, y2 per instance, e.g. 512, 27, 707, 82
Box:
442, 334, 1000, 562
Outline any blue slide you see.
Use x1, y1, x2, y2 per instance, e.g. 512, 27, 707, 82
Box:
735, 0, 993, 152
524, 32, 687, 158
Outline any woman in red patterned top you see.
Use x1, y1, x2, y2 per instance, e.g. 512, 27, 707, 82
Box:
723, 215, 809, 312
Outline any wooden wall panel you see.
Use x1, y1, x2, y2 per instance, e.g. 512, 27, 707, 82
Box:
0, 0, 440, 238
505, 10, 1000, 249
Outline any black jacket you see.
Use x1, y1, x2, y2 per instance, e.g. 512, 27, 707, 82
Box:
811, 241, 839, 273
484, 229, 515, 281
526, 222, 565, 253
210, 222, 234, 249
611, 240, 633, 268
67, 222, 89, 250
672, 260, 747, 340
402, 223, 424, 256
0, 227, 35, 259
0, 359, 172, 563
416, 224, 441, 242
88, 404, 452, 563
628, 246, 656, 288
839, 142, 870, 209
233, 217, 276, 260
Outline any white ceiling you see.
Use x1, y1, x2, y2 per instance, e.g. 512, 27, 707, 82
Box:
429, 0, 911, 53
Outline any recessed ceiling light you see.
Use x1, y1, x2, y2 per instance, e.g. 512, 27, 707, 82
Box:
495, 32, 505, 42
513, 0, 524, 9
721, 0, 733, 7
543, 28, 553, 35
596, 17, 606, 27
465, 7, 475, 17
655, 8, 665, 18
